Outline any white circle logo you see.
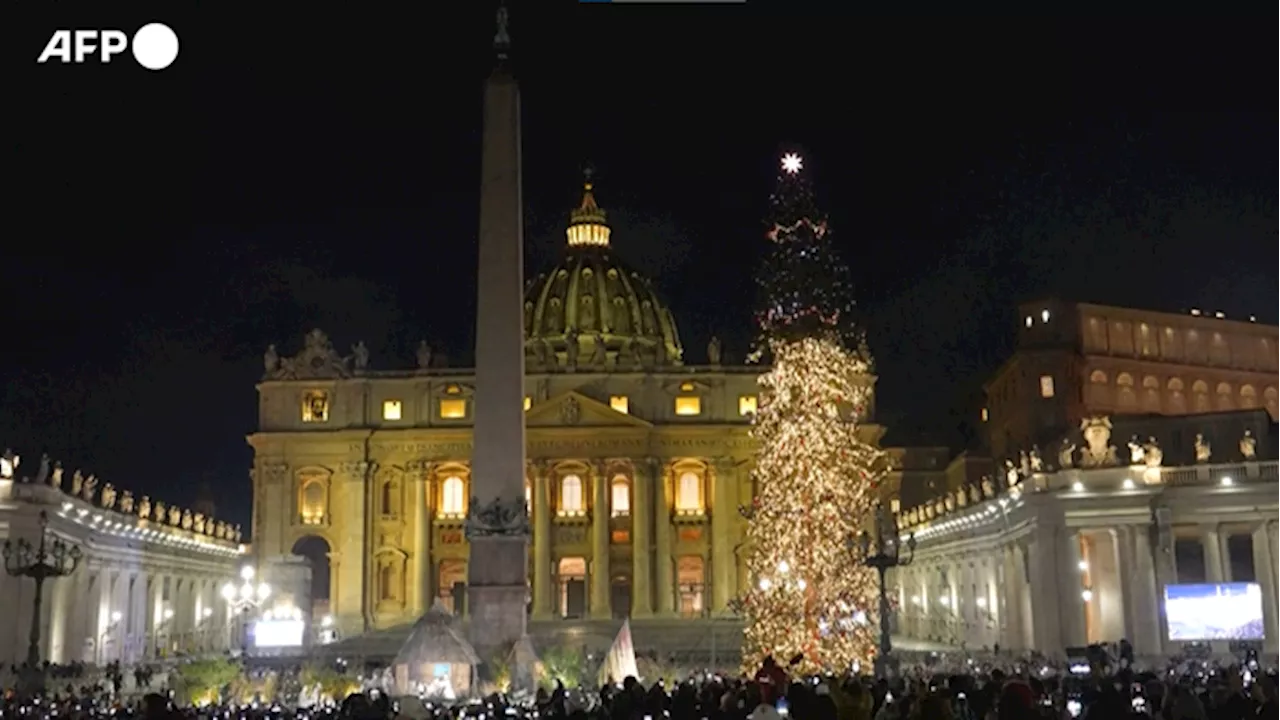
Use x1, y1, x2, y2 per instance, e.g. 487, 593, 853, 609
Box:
132, 23, 179, 71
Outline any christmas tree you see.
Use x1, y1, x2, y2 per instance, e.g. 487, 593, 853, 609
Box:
740, 151, 886, 675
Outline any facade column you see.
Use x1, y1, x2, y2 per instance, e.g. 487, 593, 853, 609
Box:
411, 468, 430, 614
1252, 522, 1279, 654
336, 462, 369, 632
589, 462, 611, 619
1201, 524, 1225, 584
531, 462, 554, 620
630, 459, 654, 618
710, 457, 737, 613
654, 461, 675, 616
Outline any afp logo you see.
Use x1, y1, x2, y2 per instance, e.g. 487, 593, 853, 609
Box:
37, 23, 180, 71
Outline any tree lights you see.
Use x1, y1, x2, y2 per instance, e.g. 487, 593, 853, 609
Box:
740, 152, 885, 675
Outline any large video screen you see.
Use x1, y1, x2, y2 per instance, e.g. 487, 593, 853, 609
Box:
253, 619, 306, 647
1165, 583, 1265, 641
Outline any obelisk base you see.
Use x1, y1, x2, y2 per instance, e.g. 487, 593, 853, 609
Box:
466, 536, 529, 655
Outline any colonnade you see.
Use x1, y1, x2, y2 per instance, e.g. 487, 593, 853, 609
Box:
0, 497, 244, 666
892, 516, 1279, 659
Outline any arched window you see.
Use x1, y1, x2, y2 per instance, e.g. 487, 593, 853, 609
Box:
1116, 373, 1136, 410
675, 471, 703, 514
611, 477, 630, 517
441, 476, 466, 517
1087, 370, 1109, 407
560, 474, 584, 515
1240, 385, 1258, 409
1261, 339, 1275, 371
1216, 382, 1234, 411
1191, 380, 1211, 413
1141, 376, 1161, 413
1167, 378, 1186, 414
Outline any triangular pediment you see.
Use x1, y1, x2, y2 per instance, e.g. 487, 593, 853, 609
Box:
526, 390, 652, 429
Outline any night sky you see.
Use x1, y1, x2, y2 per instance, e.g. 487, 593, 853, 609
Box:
13, 6, 1277, 529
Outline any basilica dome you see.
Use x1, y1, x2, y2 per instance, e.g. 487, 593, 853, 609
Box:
523, 181, 683, 369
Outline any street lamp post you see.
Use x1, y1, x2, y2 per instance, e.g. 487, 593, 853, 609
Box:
851, 504, 916, 678
221, 565, 270, 654
3, 510, 83, 693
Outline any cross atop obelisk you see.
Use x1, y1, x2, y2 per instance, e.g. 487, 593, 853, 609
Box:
464, 1, 530, 654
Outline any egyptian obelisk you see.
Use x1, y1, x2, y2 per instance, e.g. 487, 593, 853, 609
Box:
464, 3, 529, 654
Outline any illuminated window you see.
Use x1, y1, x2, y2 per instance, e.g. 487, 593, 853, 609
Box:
439, 398, 467, 419
1041, 309, 1051, 323
679, 381, 695, 392
301, 391, 330, 423
440, 476, 466, 517
1024, 316, 1033, 328
675, 471, 702, 514
738, 395, 758, 416
609, 395, 630, 414
445, 384, 461, 394
611, 478, 630, 517
525, 483, 531, 514
1039, 375, 1055, 398
382, 399, 402, 421
300, 480, 326, 525
674, 396, 702, 416
559, 474, 585, 516
523, 396, 532, 411
980, 407, 989, 422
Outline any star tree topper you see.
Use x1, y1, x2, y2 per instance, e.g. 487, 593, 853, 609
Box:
781, 152, 803, 175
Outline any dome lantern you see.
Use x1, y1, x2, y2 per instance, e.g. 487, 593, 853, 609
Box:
565, 173, 611, 249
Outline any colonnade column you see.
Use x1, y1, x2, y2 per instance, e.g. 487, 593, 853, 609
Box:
630, 458, 654, 618
1201, 524, 1225, 584
131, 572, 148, 661
1151, 508, 1176, 656
710, 457, 737, 613
999, 543, 1021, 650
1061, 529, 1087, 648
531, 462, 554, 620
653, 461, 675, 616
1025, 536, 1062, 652
589, 462, 611, 619
1252, 521, 1278, 654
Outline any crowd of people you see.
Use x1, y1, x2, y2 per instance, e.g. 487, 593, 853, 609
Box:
0, 652, 1275, 719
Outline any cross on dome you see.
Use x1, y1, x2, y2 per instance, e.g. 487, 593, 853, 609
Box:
781, 153, 803, 175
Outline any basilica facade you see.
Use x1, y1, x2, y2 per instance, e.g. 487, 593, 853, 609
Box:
248, 184, 879, 635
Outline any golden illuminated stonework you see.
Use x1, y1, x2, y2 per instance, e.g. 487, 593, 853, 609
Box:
245, 185, 889, 638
